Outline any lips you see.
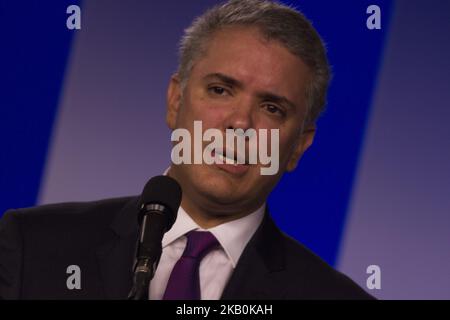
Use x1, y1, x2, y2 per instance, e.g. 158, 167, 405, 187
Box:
211, 150, 250, 176
214, 148, 247, 165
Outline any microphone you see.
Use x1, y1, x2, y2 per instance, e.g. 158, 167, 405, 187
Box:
128, 175, 182, 300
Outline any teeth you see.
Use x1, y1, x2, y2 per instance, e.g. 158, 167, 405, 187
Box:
216, 152, 238, 166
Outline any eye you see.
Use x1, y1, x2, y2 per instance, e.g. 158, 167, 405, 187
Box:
208, 86, 230, 96
262, 103, 286, 117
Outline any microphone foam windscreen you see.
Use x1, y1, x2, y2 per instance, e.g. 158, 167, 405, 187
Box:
139, 175, 182, 223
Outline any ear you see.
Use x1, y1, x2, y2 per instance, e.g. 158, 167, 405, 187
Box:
166, 74, 182, 130
286, 124, 316, 172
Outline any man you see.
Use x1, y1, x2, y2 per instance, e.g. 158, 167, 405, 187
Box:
0, 0, 372, 299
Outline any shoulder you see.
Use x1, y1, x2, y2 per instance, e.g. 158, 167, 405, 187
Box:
1, 196, 138, 246
0, 196, 138, 299
3, 196, 136, 225
279, 232, 374, 299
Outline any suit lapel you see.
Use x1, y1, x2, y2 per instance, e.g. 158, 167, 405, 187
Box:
221, 210, 287, 299
96, 196, 140, 299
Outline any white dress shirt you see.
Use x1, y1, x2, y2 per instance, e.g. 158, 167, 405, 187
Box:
148, 204, 265, 300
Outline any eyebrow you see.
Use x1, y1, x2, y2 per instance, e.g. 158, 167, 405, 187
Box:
203, 72, 298, 110
203, 73, 244, 89
256, 92, 297, 111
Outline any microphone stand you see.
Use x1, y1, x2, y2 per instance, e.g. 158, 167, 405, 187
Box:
127, 204, 167, 300
127, 257, 159, 300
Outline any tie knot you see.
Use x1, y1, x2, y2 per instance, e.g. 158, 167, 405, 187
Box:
183, 231, 219, 259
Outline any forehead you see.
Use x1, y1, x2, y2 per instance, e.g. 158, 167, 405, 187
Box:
190, 26, 312, 107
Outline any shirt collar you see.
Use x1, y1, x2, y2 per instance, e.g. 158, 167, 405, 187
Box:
208, 205, 265, 267
162, 204, 265, 268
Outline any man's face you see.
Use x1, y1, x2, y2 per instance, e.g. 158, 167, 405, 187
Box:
166, 26, 315, 217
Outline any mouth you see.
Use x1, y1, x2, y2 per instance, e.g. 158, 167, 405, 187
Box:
214, 148, 247, 164
211, 149, 250, 176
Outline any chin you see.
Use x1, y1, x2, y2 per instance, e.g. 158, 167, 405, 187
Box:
191, 166, 247, 204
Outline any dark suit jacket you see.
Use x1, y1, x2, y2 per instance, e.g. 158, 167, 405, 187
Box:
0, 196, 373, 299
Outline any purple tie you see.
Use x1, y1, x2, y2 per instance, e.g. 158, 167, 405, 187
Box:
162, 231, 219, 300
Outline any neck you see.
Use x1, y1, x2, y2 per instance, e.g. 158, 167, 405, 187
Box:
179, 196, 257, 229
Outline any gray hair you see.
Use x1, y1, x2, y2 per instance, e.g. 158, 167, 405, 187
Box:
177, 0, 331, 125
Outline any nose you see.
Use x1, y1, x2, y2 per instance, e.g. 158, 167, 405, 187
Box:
223, 97, 254, 132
